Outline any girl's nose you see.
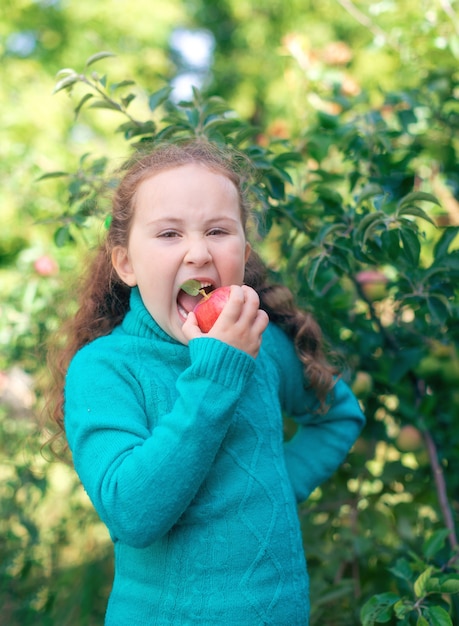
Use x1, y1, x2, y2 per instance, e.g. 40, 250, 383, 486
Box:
184, 237, 212, 266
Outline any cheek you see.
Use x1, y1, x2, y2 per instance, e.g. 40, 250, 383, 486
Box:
226, 244, 248, 279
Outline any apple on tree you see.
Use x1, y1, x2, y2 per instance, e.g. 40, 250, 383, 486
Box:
180, 279, 231, 332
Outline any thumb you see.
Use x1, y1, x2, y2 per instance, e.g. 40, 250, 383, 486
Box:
182, 311, 203, 342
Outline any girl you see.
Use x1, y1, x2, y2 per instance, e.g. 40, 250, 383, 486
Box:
50, 139, 365, 625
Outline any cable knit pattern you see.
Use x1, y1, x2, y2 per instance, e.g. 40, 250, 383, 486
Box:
64, 287, 365, 625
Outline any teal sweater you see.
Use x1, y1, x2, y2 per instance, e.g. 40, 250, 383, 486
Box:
64, 287, 365, 625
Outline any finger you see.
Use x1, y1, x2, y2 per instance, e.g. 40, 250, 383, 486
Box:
239, 285, 262, 319
241, 284, 260, 304
181, 311, 203, 342
254, 309, 270, 333
215, 285, 245, 325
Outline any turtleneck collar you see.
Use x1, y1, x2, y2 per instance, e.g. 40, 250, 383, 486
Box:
120, 287, 182, 346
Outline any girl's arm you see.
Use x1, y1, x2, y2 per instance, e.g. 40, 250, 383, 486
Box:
64, 336, 255, 548
265, 324, 365, 503
283, 378, 365, 502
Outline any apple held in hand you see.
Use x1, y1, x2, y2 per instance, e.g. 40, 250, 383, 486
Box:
181, 280, 231, 332
194, 286, 231, 332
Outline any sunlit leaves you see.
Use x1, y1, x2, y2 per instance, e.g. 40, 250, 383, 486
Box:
148, 86, 173, 112
85, 51, 116, 67
53, 70, 79, 94
361, 554, 459, 625
361, 592, 399, 626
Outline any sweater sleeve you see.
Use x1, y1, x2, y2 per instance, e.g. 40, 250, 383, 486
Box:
265, 324, 365, 503
64, 336, 255, 548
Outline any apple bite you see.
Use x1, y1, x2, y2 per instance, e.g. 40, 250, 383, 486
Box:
179, 280, 231, 332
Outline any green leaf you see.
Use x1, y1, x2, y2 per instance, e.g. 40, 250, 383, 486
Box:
36, 171, 69, 181
389, 558, 415, 583
54, 226, 73, 248
85, 51, 116, 67
180, 279, 202, 296
148, 86, 173, 112
74, 93, 94, 118
316, 185, 343, 206
355, 184, 385, 206
427, 575, 459, 595
438, 575, 459, 595
423, 529, 451, 560
389, 348, 424, 383
434, 226, 459, 259
355, 212, 386, 241
427, 294, 451, 325
201, 96, 232, 118
417, 617, 429, 626
422, 605, 453, 626
89, 99, 122, 111
53, 73, 79, 94
121, 93, 136, 108
425, 577, 442, 594
398, 204, 437, 226
272, 151, 303, 168
202, 118, 242, 133
398, 191, 441, 210
394, 599, 414, 618
381, 228, 401, 261
117, 119, 156, 139
55, 67, 77, 78
153, 123, 190, 142
306, 255, 324, 290
414, 566, 434, 598
360, 592, 399, 626
110, 80, 136, 91
443, 250, 459, 271
400, 227, 421, 266
233, 126, 258, 146
265, 173, 285, 200
185, 108, 200, 128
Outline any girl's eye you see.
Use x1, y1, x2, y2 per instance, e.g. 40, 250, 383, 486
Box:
158, 230, 180, 238
207, 228, 228, 236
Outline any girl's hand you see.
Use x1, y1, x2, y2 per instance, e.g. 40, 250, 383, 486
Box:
182, 285, 269, 358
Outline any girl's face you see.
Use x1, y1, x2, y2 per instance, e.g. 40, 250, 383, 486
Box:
112, 163, 250, 344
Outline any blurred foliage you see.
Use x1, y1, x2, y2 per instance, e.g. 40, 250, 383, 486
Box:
2, 1, 459, 624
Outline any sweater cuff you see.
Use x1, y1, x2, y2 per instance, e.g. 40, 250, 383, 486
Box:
188, 337, 256, 393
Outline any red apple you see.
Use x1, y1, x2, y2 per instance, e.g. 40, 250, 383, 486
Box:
34, 255, 58, 276
355, 270, 388, 301
193, 286, 231, 332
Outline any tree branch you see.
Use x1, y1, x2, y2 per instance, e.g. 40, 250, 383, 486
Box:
334, 0, 400, 51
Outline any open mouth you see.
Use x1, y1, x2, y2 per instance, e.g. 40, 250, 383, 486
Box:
177, 282, 215, 321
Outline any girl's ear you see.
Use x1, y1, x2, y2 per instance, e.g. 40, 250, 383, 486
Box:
244, 242, 251, 264
112, 246, 137, 287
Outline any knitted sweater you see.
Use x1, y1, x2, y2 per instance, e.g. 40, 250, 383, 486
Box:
64, 287, 365, 625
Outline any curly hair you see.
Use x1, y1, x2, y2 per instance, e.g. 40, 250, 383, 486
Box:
47, 139, 338, 449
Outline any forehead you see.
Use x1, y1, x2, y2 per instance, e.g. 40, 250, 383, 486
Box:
134, 163, 241, 208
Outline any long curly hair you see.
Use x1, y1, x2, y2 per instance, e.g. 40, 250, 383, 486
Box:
47, 139, 338, 450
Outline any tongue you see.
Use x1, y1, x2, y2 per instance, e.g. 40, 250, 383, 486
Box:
177, 290, 203, 314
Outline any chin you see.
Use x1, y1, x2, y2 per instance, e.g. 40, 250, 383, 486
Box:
170, 321, 187, 344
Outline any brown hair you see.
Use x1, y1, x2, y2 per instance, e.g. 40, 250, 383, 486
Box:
47, 139, 337, 449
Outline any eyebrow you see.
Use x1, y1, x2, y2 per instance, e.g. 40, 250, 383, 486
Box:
146, 216, 241, 228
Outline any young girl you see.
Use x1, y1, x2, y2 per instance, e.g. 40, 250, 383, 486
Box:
50, 139, 365, 625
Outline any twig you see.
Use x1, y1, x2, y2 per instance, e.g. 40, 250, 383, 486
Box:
415, 379, 458, 552
423, 427, 458, 551
438, 0, 459, 36
335, 0, 400, 51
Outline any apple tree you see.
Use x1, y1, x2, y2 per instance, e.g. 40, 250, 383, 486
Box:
37, 50, 459, 624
